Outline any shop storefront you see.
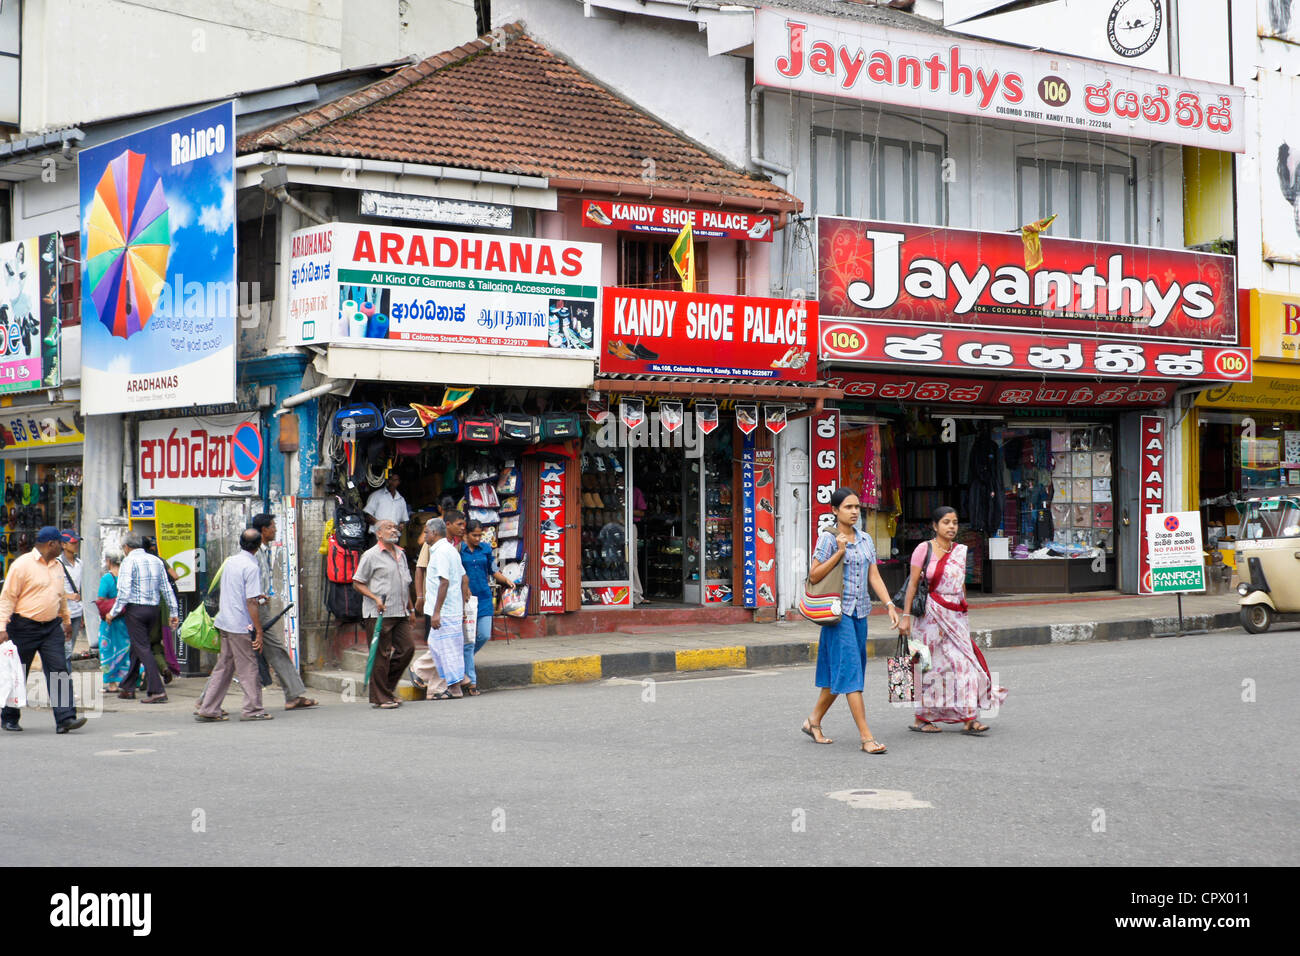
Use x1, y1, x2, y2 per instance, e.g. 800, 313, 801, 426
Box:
286, 221, 603, 631
588, 286, 832, 612
1191, 290, 1300, 562
817, 216, 1250, 594
0, 403, 84, 576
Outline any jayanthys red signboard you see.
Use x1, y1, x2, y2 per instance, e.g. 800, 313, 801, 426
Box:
581, 200, 775, 242
819, 320, 1251, 383
818, 217, 1238, 345
600, 288, 818, 382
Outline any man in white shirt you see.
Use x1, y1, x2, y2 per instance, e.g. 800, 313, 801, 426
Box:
424, 518, 471, 699
195, 529, 272, 722
364, 474, 410, 531
58, 531, 84, 660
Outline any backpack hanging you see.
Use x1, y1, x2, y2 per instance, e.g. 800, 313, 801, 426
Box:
327, 579, 363, 622
325, 535, 361, 583
331, 403, 383, 437
540, 411, 581, 439
334, 502, 367, 551
383, 406, 426, 438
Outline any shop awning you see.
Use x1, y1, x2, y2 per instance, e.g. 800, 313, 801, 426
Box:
317, 342, 597, 389
592, 378, 842, 402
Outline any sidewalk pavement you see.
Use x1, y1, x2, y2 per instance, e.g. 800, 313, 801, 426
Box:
298, 589, 1248, 700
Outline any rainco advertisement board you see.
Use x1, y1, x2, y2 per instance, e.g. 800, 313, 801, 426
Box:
78, 101, 237, 414
287, 223, 601, 357
755, 9, 1244, 152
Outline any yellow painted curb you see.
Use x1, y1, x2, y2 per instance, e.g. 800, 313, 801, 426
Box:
675, 646, 747, 671
398, 684, 423, 702
808, 643, 819, 661
532, 655, 603, 685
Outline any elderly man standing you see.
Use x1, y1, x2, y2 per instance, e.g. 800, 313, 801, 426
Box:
352, 518, 416, 709
0, 526, 83, 734
107, 532, 179, 704
195, 529, 272, 722
250, 514, 317, 711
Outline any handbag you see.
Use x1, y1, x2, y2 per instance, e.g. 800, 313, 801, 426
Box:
382, 406, 426, 438
331, 402, 383, 437
430, 414, 460, 439
892, 543, 931, 618
94, 596, 116, 618
797, 557, 843, 627
460, 416, 500, 444
499, 412, 540, 444
886, 635, 916, 703
1, 641, 27, 710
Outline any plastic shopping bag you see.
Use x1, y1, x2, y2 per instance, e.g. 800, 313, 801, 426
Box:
1, 641, 27, 710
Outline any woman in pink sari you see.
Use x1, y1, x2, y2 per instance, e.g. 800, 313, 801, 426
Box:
899, 506, 1007, 734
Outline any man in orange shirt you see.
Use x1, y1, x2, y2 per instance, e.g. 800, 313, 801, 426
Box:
1, 526, 83, 734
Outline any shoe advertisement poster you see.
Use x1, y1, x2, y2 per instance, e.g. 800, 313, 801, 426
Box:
736, 404, 759, 435
695, 402, 719, 435
741, 433, 776, 608
0, 232, 61, 395
618, 398, 645, 431
287, 223, 601, 354
660, 401, 684, 434
78, 101, 237, 415
600, 287, 817, 381
764, 404, 787, 435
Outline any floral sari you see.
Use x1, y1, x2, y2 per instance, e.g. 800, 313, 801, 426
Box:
914, 543, 1008, 723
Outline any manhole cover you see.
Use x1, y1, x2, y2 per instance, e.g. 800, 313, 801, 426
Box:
827, 789, 933, 810
113, 730, 178, 738
93, 748, 157, 757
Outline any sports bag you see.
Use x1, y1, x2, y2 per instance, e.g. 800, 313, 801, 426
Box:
460, 416, 500, 444
331, 402, 383, 437
326, 535, 361, 583
383, 406, 425, 438
540, 411, 581, 439
499, 413, 540, 443
335, 502, 367, 552
430, 415, 460, 439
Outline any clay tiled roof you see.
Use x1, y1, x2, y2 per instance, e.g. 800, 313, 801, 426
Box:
239, 25, 798, 212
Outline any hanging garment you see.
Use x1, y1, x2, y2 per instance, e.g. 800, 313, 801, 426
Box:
965, 431, 1003, 533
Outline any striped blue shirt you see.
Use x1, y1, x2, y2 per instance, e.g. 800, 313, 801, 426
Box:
109, 548, 180, 619
813, 529, 877, 619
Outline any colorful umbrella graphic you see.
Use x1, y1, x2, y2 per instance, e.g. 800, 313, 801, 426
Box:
85, 150, 171, 338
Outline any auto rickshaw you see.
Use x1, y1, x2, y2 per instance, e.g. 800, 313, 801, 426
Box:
1234, 489, 1300, 633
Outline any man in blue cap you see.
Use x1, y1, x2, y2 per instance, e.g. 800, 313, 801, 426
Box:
0, 526, 85, 733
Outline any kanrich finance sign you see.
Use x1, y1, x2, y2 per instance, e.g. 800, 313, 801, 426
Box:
818, 217, 1237, 345
754, 9, 1244, 152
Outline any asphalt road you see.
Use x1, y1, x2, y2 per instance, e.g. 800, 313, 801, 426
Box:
2, 629, 1296, 866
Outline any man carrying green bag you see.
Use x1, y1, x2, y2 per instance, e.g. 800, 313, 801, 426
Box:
180, 560, 226, 655
194, 530, 273, 722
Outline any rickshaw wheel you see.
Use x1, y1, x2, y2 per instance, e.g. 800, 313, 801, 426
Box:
1241, 604, 1273, 634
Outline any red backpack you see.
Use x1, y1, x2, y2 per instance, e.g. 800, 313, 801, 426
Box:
325, 534, 361, 583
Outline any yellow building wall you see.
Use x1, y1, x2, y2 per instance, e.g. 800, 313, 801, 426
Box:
1183, 146, 1234, 247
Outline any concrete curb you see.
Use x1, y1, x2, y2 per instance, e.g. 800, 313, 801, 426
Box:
304, 609, 1244, 697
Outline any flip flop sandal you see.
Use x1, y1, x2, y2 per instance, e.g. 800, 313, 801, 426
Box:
962, 724, 989, 735
860, 738, 887, 754
372, 701, 401, 709
240, 713, 274, 720
801, 720, 832, 744
464, 685, 481, 697
428, 691, 456, 701
194, 714, 229, 722
909, 722, 942, 733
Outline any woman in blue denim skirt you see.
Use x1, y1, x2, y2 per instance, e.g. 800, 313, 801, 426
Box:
801, 487, 900, 754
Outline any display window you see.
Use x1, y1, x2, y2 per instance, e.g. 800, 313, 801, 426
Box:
580, 408, 735, 607
1, 460, 82, 576
1199, 410, 1300, 495
836, 409, 1117, 594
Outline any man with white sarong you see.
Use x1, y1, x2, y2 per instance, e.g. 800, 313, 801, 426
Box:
422, 518, 471, 699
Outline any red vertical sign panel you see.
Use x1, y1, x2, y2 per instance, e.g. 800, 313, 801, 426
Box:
810, 409, 841, 560
1139, 415, 1166, 595
538, 458, 566, 612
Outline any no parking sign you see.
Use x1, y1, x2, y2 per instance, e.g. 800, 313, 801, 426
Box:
1145, 510, 1206, 593
137, 412, 263, 497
